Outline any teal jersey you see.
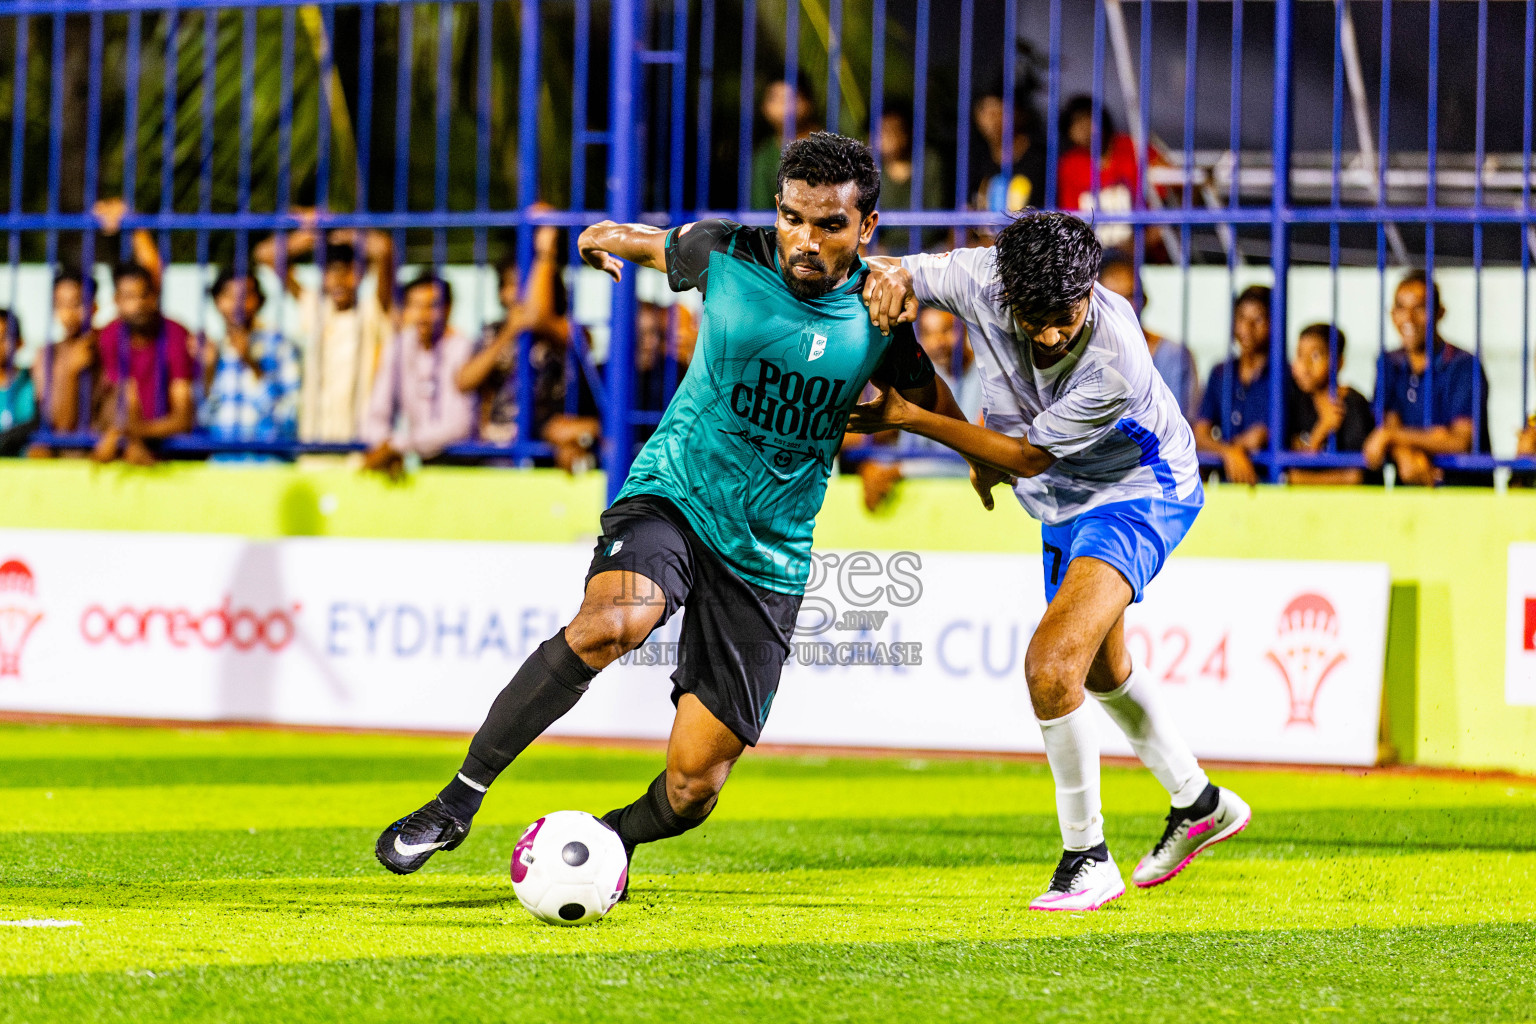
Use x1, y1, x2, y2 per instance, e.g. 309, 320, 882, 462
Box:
616, 219, 935, 594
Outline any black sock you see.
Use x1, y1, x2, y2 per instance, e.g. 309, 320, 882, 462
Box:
1070, 841, 1110, 862
1183, 782, 1220, 819
601, 770, 711, 852
444, 628, 599, 814
437, 772, 486, 821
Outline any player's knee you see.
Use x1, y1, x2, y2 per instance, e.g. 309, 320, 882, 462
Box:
1025, 647, 1085, 707
665, 765, 725, 819
567, 603, 651, 668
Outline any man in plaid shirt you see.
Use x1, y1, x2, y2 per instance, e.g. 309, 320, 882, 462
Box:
199, 269, 301, 445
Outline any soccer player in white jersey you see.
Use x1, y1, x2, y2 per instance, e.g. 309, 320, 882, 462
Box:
852, 211, 1251, 911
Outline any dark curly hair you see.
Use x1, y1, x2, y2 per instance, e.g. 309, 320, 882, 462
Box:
775, 131, 881, 217
992, 210, 1103, 326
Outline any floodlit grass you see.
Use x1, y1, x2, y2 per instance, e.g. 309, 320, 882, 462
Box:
1, 723, 1534, 1022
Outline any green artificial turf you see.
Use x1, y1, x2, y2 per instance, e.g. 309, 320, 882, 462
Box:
1, 723, 1534, 1023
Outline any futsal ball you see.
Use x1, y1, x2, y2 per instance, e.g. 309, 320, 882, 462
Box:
510, 810, 629, 925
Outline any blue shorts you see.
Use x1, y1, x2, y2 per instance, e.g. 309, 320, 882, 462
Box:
1040, 492, 1204, 604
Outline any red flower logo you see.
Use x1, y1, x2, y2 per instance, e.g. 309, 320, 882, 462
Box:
0, 559, 43, 677
1264, 593, 1348, 728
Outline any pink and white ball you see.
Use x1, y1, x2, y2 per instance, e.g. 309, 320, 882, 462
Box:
510, 811, 628, 925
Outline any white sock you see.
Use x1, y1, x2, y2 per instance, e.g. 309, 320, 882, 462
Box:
1091, 667, 1209, 807
1038, 700, 1105, 851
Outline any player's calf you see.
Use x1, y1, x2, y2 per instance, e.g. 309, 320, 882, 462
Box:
599, 768, 716, 902
600, 769, 716, 849
600, 694, 744, 899
603, 745, 735, 852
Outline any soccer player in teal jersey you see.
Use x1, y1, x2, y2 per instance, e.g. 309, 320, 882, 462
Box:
376, 133, 969, 884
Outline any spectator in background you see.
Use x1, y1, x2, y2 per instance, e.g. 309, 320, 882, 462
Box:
257, 222, 396, 444
751, 80, 822, 209
630, 300, 696, 431
970, 83, 1048, 235
1057, 95, 1141, 251
1363, 271, 1492, 487
856, 307, 983, 511
0, 310, 37, 456
1287, 323, 1376, 486
32, 269, 101, 448
1097, 251, 1199, 421
543, 300, 697, 472
872, 100, 949, 253
361, 274, 474, 477
457, 223, 569, 446
1195, 285, 1278, 485
94, 262, 195, 465
918, 308, 981, 414
198, 269, 301, 447
93, 198, 164, 296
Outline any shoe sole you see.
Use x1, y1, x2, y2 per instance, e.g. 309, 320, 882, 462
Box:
1028, 884, 1127, 913
1133, 810, 1252, 889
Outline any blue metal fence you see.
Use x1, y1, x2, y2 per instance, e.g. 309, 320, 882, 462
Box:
1, 0, 1534, 498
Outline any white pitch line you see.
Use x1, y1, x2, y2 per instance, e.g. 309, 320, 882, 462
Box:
0, 919, 82, 928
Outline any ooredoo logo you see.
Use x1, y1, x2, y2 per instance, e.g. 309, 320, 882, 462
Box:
0, 558, 43, 677
80, 596, 302, 652
1264, 593, 1348, 728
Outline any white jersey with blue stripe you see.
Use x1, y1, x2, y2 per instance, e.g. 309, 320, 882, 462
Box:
901, 247, 1202, 525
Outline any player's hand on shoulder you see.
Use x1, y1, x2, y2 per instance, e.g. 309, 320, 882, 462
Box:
861, 256, 918, 336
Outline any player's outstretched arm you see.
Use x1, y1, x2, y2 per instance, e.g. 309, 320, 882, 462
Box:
848, 384, 1056, 479
577, 221, 670, 282
880, 368, 1015, 509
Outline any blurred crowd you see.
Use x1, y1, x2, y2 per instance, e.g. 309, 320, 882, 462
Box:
843, 256, 1525, 513
1, 81, 1530, 494
1, 199, 701, 476
1100, 259, 1519, 492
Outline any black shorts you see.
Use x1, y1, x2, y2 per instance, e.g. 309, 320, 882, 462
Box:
585, 494, 802, 746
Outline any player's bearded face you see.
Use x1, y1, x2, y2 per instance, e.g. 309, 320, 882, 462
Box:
780, 248, 857, 301
775, 179, 870, 301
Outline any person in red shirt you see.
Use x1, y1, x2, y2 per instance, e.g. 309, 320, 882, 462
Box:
1056, 95, 1141, 251
94, 262, 195, 465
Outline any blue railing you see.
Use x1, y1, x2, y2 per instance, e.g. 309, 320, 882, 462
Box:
2, 0, 1535, 499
